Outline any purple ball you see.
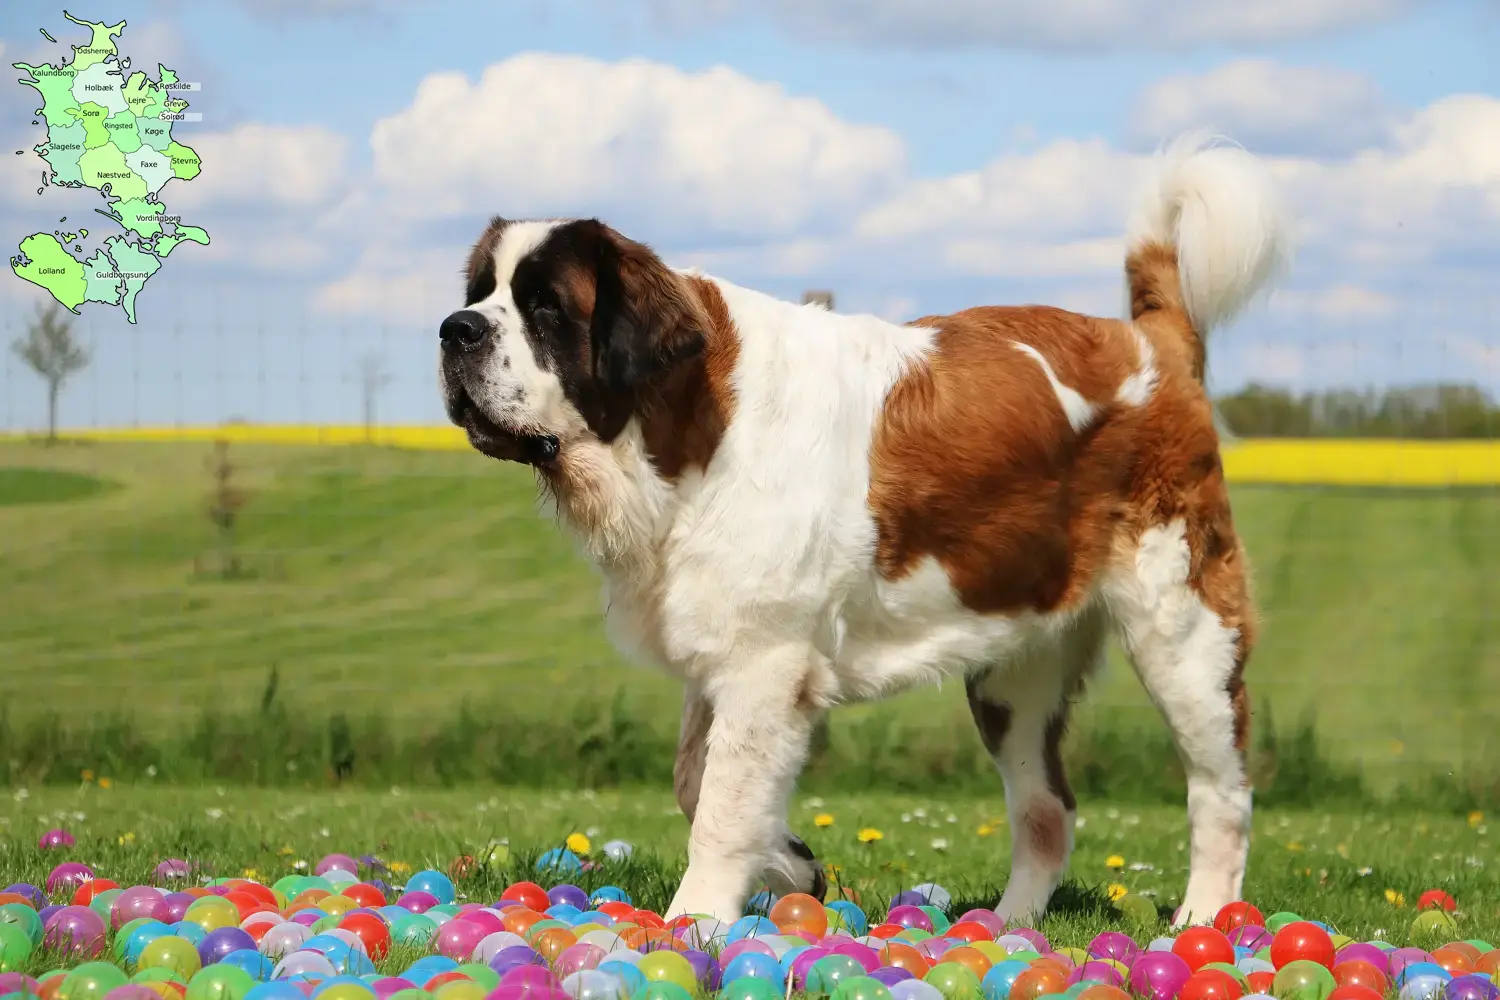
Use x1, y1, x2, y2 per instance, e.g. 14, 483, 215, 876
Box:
153, 859, 193, 884
888, 891, 928, 910
372, 979, 416, 1000
199, 926, 257, 965
1072, 962, 1126, 988
1008, 928, 1050, 953
917, 938, 955, 961
396, 890, 439, 914
315, 854, 359, 877
885, 905, 934, 932
1335, 942, 1392, 974
1447, 976, 1500, 1000
38, 829, 75, 850
828, 941, 881, 973
1129, 950, 1193, 1000
490, 946, 547, 975
43, 904, 107, 958
45, 862, 94, 894
956, 909, 1006, 936
721, 940, 775, 963
547, 885, 590, 911
290, 910, 324, 927
3, 884, 45, 908
1389, 948, 1434, 979
38, 904, 62, 926
1089, 931, 1141, 965
790, 947, 832, 991
1229, 925, 1272, 951
869, 968, 914, 987
157, 892, 194, 924
499, 967, 560, 991
683, 950, 720, 991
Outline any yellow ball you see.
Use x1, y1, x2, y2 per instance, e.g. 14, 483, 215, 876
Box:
637, 951, 699, 993
316, 985, 377, 1000
319, 896, 357, 917
1054, 948, 1088, 967
183, 898, 239, 934
434, 981, 487, 1000
969, 943, 1008, 965
137, 936, 202, 979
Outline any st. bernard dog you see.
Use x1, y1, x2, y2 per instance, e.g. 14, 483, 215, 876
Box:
439, 134, 1291, 927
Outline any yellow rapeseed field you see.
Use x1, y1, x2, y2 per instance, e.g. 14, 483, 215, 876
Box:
3, 425, 1498, 486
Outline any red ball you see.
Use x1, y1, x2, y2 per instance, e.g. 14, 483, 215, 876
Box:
631, 909, 666, 930
72, 879, 121, 905
1270, 922, 1337, 970
499, 881, 550, 913
422, 973, 471, 994
945, 921, 995, 944
339, 912, 392, 960
1417, 889, 1457, 913
1173, 927, 1236, 972
869, 923, 904, 940
1333, 960, 1389, 994
1213, 902, 1265, 934
343, 883, 387, 909
1328, 987, 1384, 1000
1246, 972, 1275, 994
665, 914, 697, 933
1178, 970, 1245, 1000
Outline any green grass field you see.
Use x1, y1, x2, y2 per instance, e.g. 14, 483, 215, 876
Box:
2, 786, 1497, 949
1, 440, 1498, 793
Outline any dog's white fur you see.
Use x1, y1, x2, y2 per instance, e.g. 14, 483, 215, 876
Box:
444, 135, 1290, 926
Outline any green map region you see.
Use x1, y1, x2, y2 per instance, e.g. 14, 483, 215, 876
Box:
9, 10, 210, 323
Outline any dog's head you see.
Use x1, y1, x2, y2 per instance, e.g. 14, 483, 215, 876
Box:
439, 218, 709, 467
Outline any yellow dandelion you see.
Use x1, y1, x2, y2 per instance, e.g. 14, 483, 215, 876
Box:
1286, 841, 1305, 852
81, 769, 94, 782
1106, 855, 1125, 870
565, 832, 591, 855
814, 813, 835, 828
1336, 843, 1350, 858
1469, 811, 1484, 829
1390, 741, 1405, 756
1107, 883, 1129, 901
98, 777, 112, 789
242, 868, 260, 880
390, 861, 411, 874
857, 828, 884, 843
976, 824, 995, 837
1385, 888, 1406, 907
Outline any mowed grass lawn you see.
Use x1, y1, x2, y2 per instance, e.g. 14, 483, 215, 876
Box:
2, 785, 1498, 947
1, 440, 1498, 786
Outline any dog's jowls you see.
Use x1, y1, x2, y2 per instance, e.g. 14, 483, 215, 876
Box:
438, 133, 1292, 927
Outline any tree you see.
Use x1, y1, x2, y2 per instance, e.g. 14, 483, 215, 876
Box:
357, 352, 392, 444
11, 301, 90, 444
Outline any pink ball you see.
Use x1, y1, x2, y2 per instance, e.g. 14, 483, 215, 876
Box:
554, 943, 606, 978
45, 862, 94, 894
38, 829, 75, 850
828, 941, 881, 972
43, 904, 107, 958
720, 940, 775, 963
956, 910, 1006, 936
315, 854, 359, 877
436, 916, 489, 960
111, 886, 164, 929
1129, 951, 1192, 1000
459, 911, 506, 937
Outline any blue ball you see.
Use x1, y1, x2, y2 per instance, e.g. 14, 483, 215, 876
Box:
982, 960, 1034, 1000
599, 962, 646, 996
245, 983, 306, 1000
722, 953, 784, 985
826, 900, 868, 936
590, 887, 632, 907
779, 946, 811, 980
745, 891, 778, 915
405, 869, 457, 906
536, 849, 583, 874
170, 920, 207, 946
124, 921, 172, 964
726, 916, 777, 943
403, 955, 460, 987
579, 910, 617, 927
220, 949, 275, 983
1398, 963, 1452, 987
546, 904, 584, 922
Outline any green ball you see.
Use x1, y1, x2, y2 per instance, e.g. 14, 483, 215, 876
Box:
1006, 951, 1042, 964
89, 889, 124, 926
0, 903, 44, 946
918, 906, 951, 933
1063, 985, 1091, 999
1411, 910, 1459, 938
455, 964, 500, 992
390, 914, 438, 946
1462, 939, 1494, 953
1272, 960, 1337, 1000
831, 976, 894, 1000
138, 935, 202, 978
428, 904, 463, 919
895, 928, 934, 943
923, 962, 982, 1000
57, 961, 129, 1000
133, 968, 187, 986
315, 985, 376, 1000
1254, 947, 1273, 964
272, 875, 303, 897
806, 955, 866, 998
0, 923, 35, 973
184, 964, 257, 1000
720, 979, 781, 1000
632, 984, 694, 1000
1265, 911, 1304, 934
1112, 894, 1158, 926
637, 951, 699, 993
114, 918, 153, 960
387, 991, 429, 1000
312, 915, 341, 933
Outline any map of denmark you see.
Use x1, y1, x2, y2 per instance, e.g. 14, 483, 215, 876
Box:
10, 11, 209, 323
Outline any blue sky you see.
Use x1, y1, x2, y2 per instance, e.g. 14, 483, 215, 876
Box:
1, 0, 1498, 430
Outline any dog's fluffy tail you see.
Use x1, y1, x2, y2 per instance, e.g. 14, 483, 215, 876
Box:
1124, 132, 1292, 381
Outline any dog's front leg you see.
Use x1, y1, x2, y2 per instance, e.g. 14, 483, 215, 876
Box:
665, 644, 821, 921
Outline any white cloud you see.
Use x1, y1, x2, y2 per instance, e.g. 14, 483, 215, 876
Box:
1273, 284, 1396, 321
601, 0, 1422, 50
365, 54, 905, 238
168, 124, 350, 209
1129, 60, 1394, 154
233, 0, 418, 18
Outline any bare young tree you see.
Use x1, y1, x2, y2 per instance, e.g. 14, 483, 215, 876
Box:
11, 301, 90, 444
357, 352, 392, 444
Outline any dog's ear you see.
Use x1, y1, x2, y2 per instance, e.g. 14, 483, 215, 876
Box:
586, 221, 707, 397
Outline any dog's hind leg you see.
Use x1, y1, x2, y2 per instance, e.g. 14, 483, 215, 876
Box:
1106, 515, 1255, 928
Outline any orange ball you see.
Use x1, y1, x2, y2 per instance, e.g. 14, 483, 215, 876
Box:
1332, 960, 1388, 994
869, 923, 904, 940
769, 893, 828, 937
1270, 922, 1336, 970
533, 927, 578, 963
1246, 972, 1275, 994
880, 943, 932, 978
1441, 943, 1482, 963
340, 912, 392, 960
73, 879, 121, 905
1214, 902, 1265, 935
500, 881, 551, 913
939, 946, 993, 981
1010, 966, 1069, 1000
502, 908, 548, 938
1477, 951, 1500, 977
0, 894, 31, 908
615, 926, 649, 950
944, 922, 995, 944
1178, 969, 1244, 1000
292, 889, 331, 907
1032, 959, 1072, 980
1174, 927, 1236, 972
1077, 988, 1132, 1000
631, 910, 666, 931
1328, 986, 1384, 1000
640, 929, 688, 953
1431, 948, 1476, 976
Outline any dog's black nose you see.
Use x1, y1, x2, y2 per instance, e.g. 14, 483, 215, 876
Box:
440, 310, 488, 348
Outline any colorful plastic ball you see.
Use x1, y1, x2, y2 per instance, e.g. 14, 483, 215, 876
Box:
219, 950, 274, 983
1228, 926, 1272, 953
806, 955, 866, 997
831, 976, 895, 1000
47, 864, 97, 895
104, 985, 169, 1000
401, 871, 455, 907
138, 935, 203, 978
922, 964, 982, 1000
39, 828, 76, 850
1129, 951, 1193, 1000
722, 953, 784, 986
560, 970, 628, 1000
829, 902, 871, 937
271, 950, 338, 983
44, 905, 108, 959
1446, 975, 1500, 1000
719, 977, 781, 1000
1327, 987, 1384, 1000
198, 927, 257, 967
1416, 890, 1457, 913
1410, 911, 1459, 939
173, 920, 209, 946
55, 961, 128, 1000
771, 894, 830, 937
1112, 895, 1158, 926
886, 908, 935, 934
185, 965, 257, 1000
1087, 934, 1139, 966
1214, 904, 1265, 935
1272, 961, 1338, 1000
1264, 913, 1304, 934
1400, 975, 1450, 1000
890, 981, 945, 1000
435, 919, 489, 961
634, 951, 698, 995
1175, 929, 1236, 972
1002, 966, 1064, 1000
1177, 969, 1244, 1000
537, 850, 585, 876
1271, 924, 1336, 970
0, 921, 34, 972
